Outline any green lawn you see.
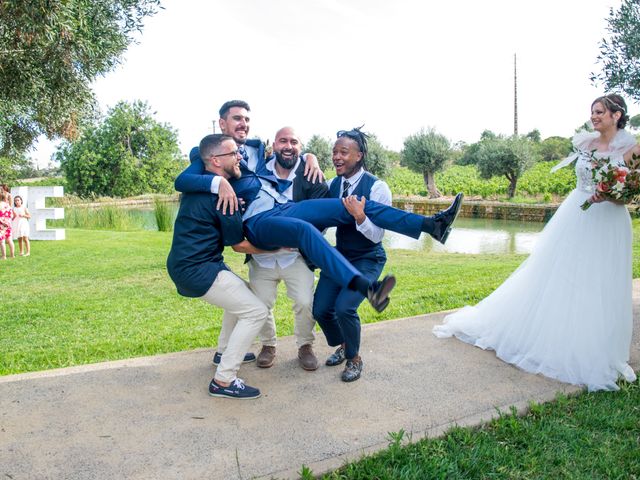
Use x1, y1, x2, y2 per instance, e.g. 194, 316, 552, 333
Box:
1, 228, 527, 375
316, 381, 640, 479
3, 223, 640, 375
2, 225, 639, 479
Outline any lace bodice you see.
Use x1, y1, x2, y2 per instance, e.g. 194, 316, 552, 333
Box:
575, 150, 626, 193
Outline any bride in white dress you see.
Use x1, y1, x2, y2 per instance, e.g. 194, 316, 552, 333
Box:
434, 94, 638, 391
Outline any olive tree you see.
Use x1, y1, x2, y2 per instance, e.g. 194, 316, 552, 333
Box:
401, 128, 450, 198
0, 0, 161, 158
476, 136, 535, 198
591, 0, 640, 100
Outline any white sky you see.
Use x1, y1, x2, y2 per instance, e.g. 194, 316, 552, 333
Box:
33, 0, 629, 167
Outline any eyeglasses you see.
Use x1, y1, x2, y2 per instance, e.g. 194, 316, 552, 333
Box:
214, 149, 240, 158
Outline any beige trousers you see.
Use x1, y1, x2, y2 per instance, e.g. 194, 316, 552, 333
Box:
219, 256, 316, 350
200, 270, 268, 383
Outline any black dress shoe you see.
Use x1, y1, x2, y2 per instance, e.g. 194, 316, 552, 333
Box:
432, 192, 464, 244
326, 346, 346, 366
341, 357, 363, 382
367, 275, 396, 313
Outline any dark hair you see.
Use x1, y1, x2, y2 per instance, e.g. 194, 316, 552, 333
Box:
336, 126, 369, 167
219, 100, 251, 119
13, 195, 22, 206
592, 94, 629, 129
199, 134, 235, 160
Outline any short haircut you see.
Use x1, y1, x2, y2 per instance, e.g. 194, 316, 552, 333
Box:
219, 100, 250, 119
199, 134, 235, 160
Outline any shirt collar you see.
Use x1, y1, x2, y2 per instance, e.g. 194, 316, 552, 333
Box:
341, 168, 365, 192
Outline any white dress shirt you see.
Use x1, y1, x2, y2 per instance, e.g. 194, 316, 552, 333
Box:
329, 169, 392, 244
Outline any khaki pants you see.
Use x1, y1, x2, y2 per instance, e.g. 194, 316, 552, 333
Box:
219, 256, 316, 350
201, 270, 268, 383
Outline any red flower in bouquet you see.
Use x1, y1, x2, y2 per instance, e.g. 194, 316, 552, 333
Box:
581, 152, 640, 210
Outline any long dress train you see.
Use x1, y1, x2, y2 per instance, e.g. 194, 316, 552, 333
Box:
433, 130, 637, 391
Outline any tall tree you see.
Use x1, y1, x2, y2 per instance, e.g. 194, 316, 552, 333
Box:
0, 0, 161, 158
591, 0, 640, 100
58, 100, 185, 197
401, 128, 450, 198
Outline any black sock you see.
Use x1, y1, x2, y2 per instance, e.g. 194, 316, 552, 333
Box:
348, 275, 370, 296
422, 217, 436, 234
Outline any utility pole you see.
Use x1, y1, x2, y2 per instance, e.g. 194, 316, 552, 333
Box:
212, 121, 217, 134
514, 53, 518, 136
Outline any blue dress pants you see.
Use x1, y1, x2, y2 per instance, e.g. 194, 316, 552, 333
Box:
244, 198, 422, 289
313, 256, 386, 360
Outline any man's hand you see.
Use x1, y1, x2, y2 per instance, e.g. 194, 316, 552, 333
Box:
342, 195, 366, 225
216, 177, 239, 215
303, 153, 325, 184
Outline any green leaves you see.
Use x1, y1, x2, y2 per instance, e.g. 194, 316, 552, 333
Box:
591, 0, 640, 100
0, 0, 161, 156
58, 100, 186, 197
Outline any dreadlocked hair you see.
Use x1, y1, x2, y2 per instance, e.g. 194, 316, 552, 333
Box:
336, 126, 369, 167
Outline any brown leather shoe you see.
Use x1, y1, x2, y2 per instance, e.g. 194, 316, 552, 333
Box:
297, 344, 318, 371
256, 346, 276, 368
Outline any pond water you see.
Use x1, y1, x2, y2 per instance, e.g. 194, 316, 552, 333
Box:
131, 207, 544, 255
325, 217, 543, 255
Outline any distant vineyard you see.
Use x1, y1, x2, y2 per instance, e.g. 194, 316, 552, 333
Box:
386, 162, 577, 201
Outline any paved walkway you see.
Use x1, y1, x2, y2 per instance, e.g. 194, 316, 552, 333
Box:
2, 285, 639, 480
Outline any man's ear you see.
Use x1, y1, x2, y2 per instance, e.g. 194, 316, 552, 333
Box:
218, 118, 226, 134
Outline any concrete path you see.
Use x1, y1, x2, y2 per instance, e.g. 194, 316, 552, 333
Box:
2, 287, 639, 480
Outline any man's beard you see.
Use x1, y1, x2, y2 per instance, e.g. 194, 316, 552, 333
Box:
224, 164, 241, 179
275, 151, 297, 170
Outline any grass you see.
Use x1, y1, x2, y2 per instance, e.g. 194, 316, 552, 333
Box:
154, 197, 175, 232
0, 228, 525, 375
3, 221, 640, 374
315, 381, 640, 479
2, 224, 639, 478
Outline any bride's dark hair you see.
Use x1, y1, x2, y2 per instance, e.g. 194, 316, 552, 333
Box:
592, 94, 629, 129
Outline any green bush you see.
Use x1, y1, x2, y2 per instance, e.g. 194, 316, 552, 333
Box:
59, 206, 138, 231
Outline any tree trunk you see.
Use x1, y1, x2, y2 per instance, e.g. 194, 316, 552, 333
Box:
506, 173, 517, 198
423, 171, 441, 198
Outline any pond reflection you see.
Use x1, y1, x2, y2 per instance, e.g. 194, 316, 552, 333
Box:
325, 218, 544, 255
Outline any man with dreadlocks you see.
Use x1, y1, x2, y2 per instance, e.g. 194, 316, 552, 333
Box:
312, 127, 392, 382
175, 132, 463, 314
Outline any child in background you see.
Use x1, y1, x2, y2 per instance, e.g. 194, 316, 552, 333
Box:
0, 190, 14, 260
12, 195, 30, 256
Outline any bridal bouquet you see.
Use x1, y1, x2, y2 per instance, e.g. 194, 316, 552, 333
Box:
580, 152, 640, 210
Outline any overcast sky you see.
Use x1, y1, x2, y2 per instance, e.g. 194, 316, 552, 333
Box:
33, 0, 628, 167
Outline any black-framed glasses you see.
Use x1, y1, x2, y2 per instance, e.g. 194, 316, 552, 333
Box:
215, 149, 240, 158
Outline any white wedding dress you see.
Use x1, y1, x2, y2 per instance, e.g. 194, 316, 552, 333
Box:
433, 130, 637, 391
